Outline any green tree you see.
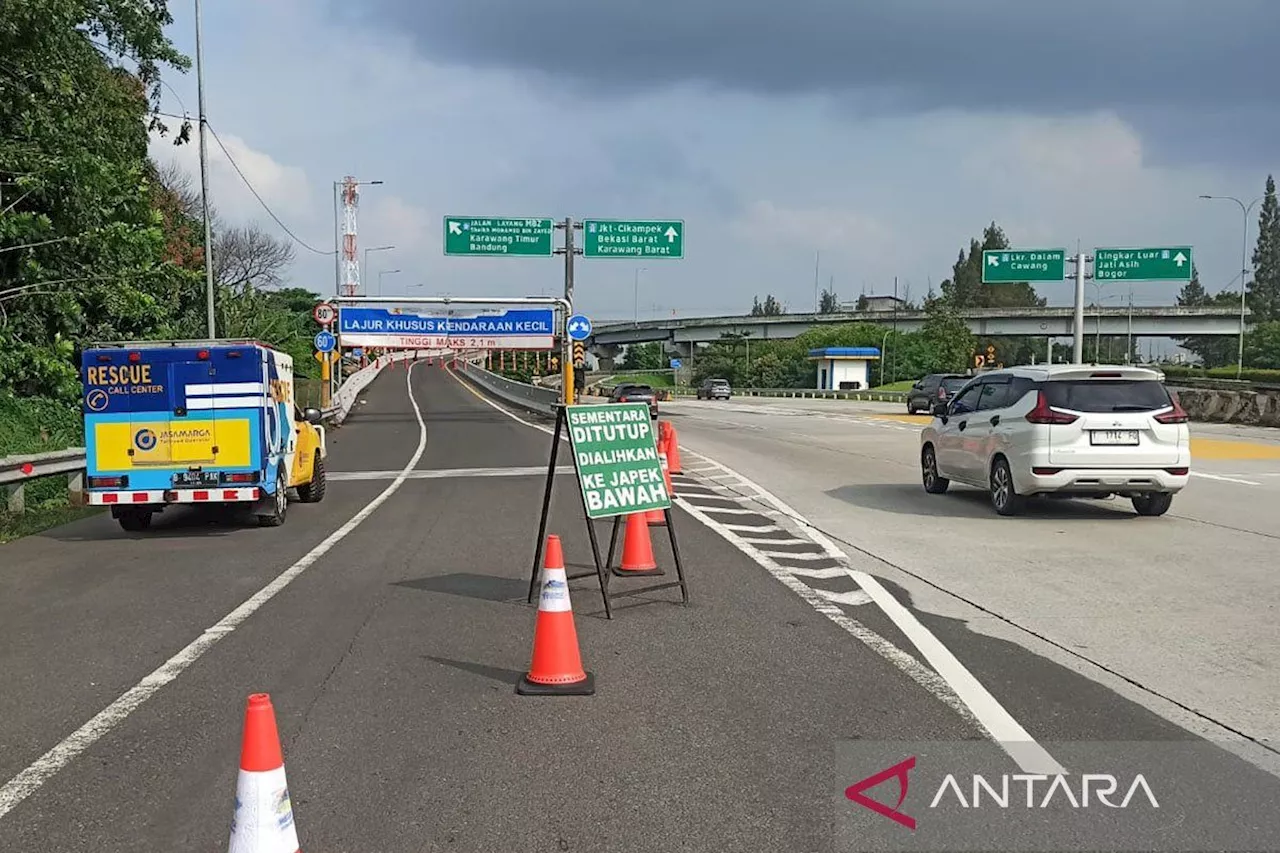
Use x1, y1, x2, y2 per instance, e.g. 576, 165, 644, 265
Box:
749, 294, 783, 316
0, 0, 190, 400
918, 300, 977, 373
1174, 265, 1236, 367
939, 222, 1045, 309
819, 288, 839, 313
621, 341, 664, 370
1244, 321, 1280, 368
1248, 175, 1280, 323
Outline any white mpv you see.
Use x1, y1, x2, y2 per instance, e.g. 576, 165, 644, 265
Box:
919, 364, 1191, 516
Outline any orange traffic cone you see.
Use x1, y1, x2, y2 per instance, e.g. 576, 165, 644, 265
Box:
659, 450, 676, 499
228, 693, 300, 853
664, 422, 684, 474
613, 512, 663, 577
517, 535, 595, 696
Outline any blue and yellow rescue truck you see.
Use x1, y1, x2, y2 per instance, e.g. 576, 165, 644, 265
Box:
80, 340, 328, 531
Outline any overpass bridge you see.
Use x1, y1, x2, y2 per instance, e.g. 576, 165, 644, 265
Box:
588, 305, 1245, 357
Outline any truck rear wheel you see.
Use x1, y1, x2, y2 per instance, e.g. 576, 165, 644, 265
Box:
117, 510, 152, 532
296, 452, 327, 503
257, 473, 289, 527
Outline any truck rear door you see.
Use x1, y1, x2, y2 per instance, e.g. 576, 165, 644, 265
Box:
168, 360, 220, 465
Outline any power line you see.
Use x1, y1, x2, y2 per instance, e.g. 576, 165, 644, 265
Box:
155, 111, 335, 257
204, 124, 334, 256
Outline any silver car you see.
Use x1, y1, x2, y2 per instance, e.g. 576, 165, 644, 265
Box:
697, 378, 732, 400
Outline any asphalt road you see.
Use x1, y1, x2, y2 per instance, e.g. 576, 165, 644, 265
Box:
661, 396, 1280, 767
2, 369, 1278, 851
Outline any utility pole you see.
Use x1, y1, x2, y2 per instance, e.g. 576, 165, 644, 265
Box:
813, 250, 821, 312
194, 0, 216, 339
556, 218, 580, 405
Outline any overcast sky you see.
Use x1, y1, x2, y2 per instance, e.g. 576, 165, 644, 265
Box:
150, 0, 1277, 324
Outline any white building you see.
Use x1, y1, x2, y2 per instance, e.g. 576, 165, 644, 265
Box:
808, 347, 881, 390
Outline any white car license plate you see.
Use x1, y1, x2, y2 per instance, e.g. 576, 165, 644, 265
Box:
1090, 430, 1139, 446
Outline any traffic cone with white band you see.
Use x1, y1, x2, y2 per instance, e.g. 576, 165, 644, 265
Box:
228, 693, 300, 853
517, 535, 595, 696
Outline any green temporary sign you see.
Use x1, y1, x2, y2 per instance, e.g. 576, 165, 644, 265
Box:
443, 216, 554, 257
583, 219, 684, 259
1093, 246, 1193, 281
566, 403, 671, 519
980, 249, 1066, 283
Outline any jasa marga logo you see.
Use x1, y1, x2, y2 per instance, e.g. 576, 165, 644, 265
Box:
133, 427, 212, 450
133, 429, 158, 451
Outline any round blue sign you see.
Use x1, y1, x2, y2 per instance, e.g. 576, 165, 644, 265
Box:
566, 314, 592, 341
314, 331, 336, 353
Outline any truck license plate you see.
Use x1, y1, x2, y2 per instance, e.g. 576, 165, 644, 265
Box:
175, 472, 220, 487
1090, 430, 1139, 446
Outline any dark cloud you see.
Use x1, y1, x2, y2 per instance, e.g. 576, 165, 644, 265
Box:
340, 0, 1275, 113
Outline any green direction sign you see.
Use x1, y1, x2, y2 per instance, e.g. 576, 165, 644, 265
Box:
443, 216, 554, 257
583, 219, 684, 259
981, 249, 1066, 283
1094, 246, 1193, 281
566, 403, 672, 519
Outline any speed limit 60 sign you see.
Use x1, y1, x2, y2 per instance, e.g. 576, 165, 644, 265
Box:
313, 302, 337, 325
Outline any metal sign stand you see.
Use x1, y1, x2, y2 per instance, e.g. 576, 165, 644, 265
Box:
526, 405, 690, 620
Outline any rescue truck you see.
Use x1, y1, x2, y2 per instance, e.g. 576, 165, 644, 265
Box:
80, 340, 327, 531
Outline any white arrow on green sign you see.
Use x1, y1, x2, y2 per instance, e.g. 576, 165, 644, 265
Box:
1093, 246, 1193, 281
443, 216, 554, 257
980, 249, 1066, 283
583, 219, 684, 259
566, 403, 671, 519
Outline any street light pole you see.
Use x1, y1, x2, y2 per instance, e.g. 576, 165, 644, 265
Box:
1199, 194, 1262, 378
377, 269, 401, 296
633, 267, 646, 325
363, 245, 394, 287
194, 0, 216, 339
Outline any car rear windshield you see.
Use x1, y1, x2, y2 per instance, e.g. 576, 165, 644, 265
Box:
711, 379, 729, 386
621, 385, 653, 395
940, 377, 969, 392
1041, 379, 1172, 413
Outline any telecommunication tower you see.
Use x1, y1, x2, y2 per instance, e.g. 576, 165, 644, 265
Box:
340, 176, 361, 296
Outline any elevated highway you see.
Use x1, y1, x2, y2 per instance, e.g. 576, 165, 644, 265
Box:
589, 305, 1246, 354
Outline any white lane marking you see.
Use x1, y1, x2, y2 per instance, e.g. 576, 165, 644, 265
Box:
455, 374, 1062, 773
685, 506, 775, 516
764, 551, 837, 561
816, 588, 874, 607
1191, 471, 1262, 486
721, 522, 784, 532
328, 465, 574, 481
685, 451, 1066, 777
782, 566, 850, 580
0, 364, 431, 821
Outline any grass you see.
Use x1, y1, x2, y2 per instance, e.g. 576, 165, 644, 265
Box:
0, 394, 92, 543
872, 380, 916, 392
1, 505, 102, 544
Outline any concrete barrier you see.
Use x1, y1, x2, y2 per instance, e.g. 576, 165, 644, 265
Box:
1172, 387, 1280, 427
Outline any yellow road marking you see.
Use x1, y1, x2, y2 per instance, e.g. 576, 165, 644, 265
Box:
867, 415, 1280, 459
1189, 437, 1280, 461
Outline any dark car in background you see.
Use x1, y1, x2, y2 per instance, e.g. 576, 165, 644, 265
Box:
696, 378, 732, 400
906, 373, 970, 414
609, 383, 659, 419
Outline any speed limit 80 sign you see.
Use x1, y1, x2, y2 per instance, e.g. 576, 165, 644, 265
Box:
313, 302, 337, 326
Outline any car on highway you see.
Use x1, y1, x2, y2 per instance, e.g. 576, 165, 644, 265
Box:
609, 382, 659, 419
906, 373, 970, 414
696, 377, 733, 400
918, 364, 1190, 517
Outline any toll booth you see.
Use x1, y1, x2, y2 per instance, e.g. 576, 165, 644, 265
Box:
808, 347, 881, 391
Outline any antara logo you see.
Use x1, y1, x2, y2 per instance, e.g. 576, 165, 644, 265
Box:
846, 756, 1159, 831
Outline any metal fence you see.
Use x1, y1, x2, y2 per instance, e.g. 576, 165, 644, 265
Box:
454, 359, 560, 415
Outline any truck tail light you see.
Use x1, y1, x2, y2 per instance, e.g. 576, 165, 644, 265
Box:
221, 472, 260, 484
88, 476, 128, 488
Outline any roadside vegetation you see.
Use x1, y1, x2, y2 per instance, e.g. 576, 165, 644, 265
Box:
1, 3, 325, 541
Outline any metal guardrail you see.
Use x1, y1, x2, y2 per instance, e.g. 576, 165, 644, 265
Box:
455, 359, 559, 415
0, 448, 89, 514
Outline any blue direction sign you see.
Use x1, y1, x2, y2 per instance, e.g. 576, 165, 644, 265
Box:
670, 358, 682, 369
314, 330, 336, 353
566, 314, 592, 341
